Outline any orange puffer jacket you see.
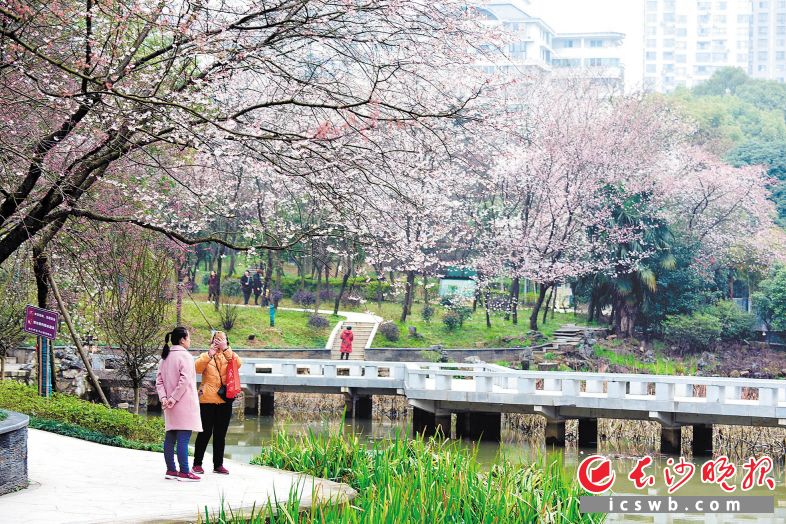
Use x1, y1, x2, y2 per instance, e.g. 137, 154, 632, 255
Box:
195, 348, 242, 404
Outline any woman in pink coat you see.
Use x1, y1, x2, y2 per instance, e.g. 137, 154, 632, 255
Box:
155, 327, 202, 482
339, 326, 353, 360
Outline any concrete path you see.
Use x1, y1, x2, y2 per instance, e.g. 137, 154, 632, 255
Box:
226, 301, 382, 324
0, 429, 355, 524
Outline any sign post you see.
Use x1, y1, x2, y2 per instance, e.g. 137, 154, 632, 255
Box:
24, 305, 59, 398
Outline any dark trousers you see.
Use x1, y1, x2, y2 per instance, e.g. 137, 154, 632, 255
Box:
242, 289, 251, 304
194, 402, 233, 468
340, 352, 350, 360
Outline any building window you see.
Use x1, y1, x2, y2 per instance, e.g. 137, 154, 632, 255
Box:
646, 64, 657, 73
777, 51, 785, 60
760, 26, 770, 35
677, 54, 687, 63
646, 0, 658, 11
697, 52, 711, 61
646, 51, 657, 60
589, 40, 604, 47
779, 26, 786, 35
663, 51, 674, 60
712, 52, 726, 61
677, 28, 688, 37
759, 51, 769, 60
760, 14, 770, 24
759, 64, 768, 71
647, 39, 658, 47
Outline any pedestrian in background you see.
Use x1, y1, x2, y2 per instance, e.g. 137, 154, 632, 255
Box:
207, 271, 219, 302
252, 269, 264, 305
339, 325, 353, 360
240, 270, 252, 305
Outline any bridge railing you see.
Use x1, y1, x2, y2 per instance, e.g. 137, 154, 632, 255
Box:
235, 359, 786, 410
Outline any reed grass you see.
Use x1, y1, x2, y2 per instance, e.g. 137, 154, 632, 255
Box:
201, 426, 604, 523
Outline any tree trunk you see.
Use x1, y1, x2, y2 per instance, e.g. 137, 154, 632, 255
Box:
728, 275, 734, 299
550, 285, 558, 319
334, 257, 353, 315
314, 261, 322, 315
227, 249, 237, 277
511, 277, 520, 325
400, 270, 416, 323
484, 288, 492, 328
214, 244, 225, 310
529, 284, 551, 331
542, 286, 554, 325
133, 384, 141, 415
587, 289, 596, 322
262, 251, 273, 306
423, 276, 430, 306
175, 266, 184, 326
0, 356, 5, 381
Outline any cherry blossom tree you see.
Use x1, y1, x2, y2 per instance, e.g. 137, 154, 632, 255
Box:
0, 0, 492, 269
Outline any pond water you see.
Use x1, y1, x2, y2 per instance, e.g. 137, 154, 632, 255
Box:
175, 413, 786, 523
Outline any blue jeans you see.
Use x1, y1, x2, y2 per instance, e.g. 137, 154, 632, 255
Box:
163, 430, 192, 473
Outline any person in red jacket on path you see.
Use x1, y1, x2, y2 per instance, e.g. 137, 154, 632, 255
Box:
339, 326, 353, 360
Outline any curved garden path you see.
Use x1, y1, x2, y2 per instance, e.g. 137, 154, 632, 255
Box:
0, 429, 355, 524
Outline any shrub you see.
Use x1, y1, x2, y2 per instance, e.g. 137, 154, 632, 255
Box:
307, 315, 330, 329
341, 294, 363, 308
704, 300, 755, 341
292, 289, 316, 307
319, 288, 335, 301
202, 273, 211, 286
270, 289, 284, 307
217, 302, 239, 331
364, 280, 391, 301
221, 280, 242, 297
0, 381, 163, 442
420, 304, 435, 323
379, 321, 400, 341
443, 310, 461, 331
662, 313, 722, 352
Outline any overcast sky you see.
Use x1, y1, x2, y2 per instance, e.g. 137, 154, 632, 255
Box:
527, 0, 645, 92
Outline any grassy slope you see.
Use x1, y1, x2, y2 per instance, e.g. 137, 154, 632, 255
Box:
179, 302, 340, 349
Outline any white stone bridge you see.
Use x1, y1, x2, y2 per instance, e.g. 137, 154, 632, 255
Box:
238, 358, 786, 455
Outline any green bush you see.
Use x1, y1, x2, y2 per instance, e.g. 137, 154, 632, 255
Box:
442, 310, 461, 331
221, 280, 242, 297
0, 409, 6, 421
704, 300, 755, 340
29, 417, 163, 452
420, 304, 435, 323
662, 313, 722, 352
379, 321, 400, 341
0, 381, 163, 442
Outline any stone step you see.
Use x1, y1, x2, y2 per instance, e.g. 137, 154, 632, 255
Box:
2, 356, 17, 365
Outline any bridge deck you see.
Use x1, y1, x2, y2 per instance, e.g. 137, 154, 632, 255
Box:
235, 359, 786, 428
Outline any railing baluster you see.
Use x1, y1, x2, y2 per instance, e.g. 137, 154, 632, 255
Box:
655, 382, 674, 402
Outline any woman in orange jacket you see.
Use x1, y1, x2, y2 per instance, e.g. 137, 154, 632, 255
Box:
193, 331, 242, 475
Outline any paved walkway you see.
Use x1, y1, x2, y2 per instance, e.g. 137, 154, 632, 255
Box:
0, 429, 355, 524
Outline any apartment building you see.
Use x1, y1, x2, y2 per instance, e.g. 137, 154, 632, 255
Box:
552, 32, 626, 90
751, 0, 786, 81
475, 2, 626, 90
644, 0, 753, 91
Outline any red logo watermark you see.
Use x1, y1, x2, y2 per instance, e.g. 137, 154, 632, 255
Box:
577, 455, 777, 494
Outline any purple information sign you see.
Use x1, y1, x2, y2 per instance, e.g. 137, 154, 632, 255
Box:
24, 305, 59, 340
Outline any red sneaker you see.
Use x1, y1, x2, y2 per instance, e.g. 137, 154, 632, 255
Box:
165, 470, 179, 480
177, 472, 201, 482
213, 466, 229, 475
192, 465, 204, 474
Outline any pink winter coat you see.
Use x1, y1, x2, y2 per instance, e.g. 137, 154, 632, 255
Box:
155, 345, 203, 432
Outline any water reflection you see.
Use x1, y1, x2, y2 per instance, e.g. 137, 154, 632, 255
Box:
193, 414, 786, 523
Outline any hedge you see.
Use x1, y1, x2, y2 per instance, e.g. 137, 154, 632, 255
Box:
29, 417, 163, 452
0, 381, 163, 442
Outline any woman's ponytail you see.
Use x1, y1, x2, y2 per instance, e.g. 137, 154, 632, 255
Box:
162, 332, 172, 359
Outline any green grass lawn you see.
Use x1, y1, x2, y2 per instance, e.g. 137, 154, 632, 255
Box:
593, 339, 698, 375
357, 301, 595, 349
179, 302, 341, 349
